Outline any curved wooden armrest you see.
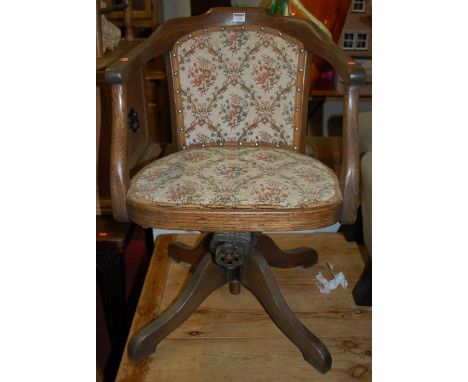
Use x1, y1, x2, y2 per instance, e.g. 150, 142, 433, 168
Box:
340, 85, 361, 225
105, 7, 366, 86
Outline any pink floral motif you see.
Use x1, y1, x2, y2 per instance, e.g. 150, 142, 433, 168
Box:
254, 183, 289, 204
189, 57, 215, 95
168, 184, 198, 203
223, 94, 248, 130
254, 55, 280, 92
228, 62, 241, 86
227, 31, 246, 53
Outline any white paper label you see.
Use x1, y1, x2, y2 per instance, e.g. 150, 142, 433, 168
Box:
233, 13, 245, 22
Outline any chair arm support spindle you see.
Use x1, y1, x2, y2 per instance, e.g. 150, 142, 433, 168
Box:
340, 85, 360, 224
110, 83, 130, 222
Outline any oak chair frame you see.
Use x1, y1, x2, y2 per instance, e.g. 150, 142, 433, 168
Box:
105, 7, 365, 374
106, 6, 365, 228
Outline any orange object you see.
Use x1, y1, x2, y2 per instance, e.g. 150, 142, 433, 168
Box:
286, 0, 352, 91
98, 232, 108, 237
287, 0, 351, 43
120, 57, 129, 62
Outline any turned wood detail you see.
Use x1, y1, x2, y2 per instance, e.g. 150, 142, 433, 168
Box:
128, 232, 330, 374
209, 232, 254, 269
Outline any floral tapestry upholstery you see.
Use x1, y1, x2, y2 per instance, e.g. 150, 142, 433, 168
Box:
170, 26, 307, 148
128, 147, 341, 210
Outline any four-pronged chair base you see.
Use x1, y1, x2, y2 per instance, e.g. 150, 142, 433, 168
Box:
128, 232, 331, 374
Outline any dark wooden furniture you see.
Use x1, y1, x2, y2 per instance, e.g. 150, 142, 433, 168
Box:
96, 0, 134, 59
96, 0, 161, 214
105, 0, 159, 34
96, 215, 134, 381
96, 217, 155, 380
105, 7, 365, 374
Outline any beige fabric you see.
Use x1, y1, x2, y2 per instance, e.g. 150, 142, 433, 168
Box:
128, 147, 341, 210
170, 26, 306, 148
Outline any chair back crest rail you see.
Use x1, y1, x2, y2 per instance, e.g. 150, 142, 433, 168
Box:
105, 7, 365, 224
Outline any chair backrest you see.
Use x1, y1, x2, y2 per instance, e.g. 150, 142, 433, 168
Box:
170, 25, 306, 150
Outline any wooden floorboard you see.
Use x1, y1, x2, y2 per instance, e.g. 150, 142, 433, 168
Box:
117, 233, 371, 381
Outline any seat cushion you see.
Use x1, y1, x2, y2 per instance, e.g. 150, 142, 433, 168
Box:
128, 147, 341, 210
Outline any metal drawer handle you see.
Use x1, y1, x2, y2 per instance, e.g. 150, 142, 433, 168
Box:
128, 108, 140, 132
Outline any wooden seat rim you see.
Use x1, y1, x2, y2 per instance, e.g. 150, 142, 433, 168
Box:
127, 199, 342, 232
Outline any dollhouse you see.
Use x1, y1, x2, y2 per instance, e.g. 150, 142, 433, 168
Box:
338, 0, 372, 84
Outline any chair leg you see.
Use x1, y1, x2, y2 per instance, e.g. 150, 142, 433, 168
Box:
127, 252, 227, 362
240, 250, 332, 374
168, 233, 212, 265
256, 233, 318, 268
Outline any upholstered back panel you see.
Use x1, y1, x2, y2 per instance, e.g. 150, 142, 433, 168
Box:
170, 25, 307, 149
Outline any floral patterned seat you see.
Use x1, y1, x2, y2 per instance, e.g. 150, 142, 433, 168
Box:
128, 147, 341, 210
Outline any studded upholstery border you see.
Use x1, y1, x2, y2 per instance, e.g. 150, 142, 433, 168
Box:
127, 147, 341, 209
170, 26, 306, 149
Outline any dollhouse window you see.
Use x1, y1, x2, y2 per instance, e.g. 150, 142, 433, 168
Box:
342, 32, 369, 50
355, 32, 369, 50
343, 33, 355, 50
351, 0, 365, 12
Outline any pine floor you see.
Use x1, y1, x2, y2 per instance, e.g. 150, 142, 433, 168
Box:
117, 233, 371, 381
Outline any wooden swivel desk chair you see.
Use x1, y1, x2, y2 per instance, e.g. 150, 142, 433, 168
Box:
105, 7, 365, 374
